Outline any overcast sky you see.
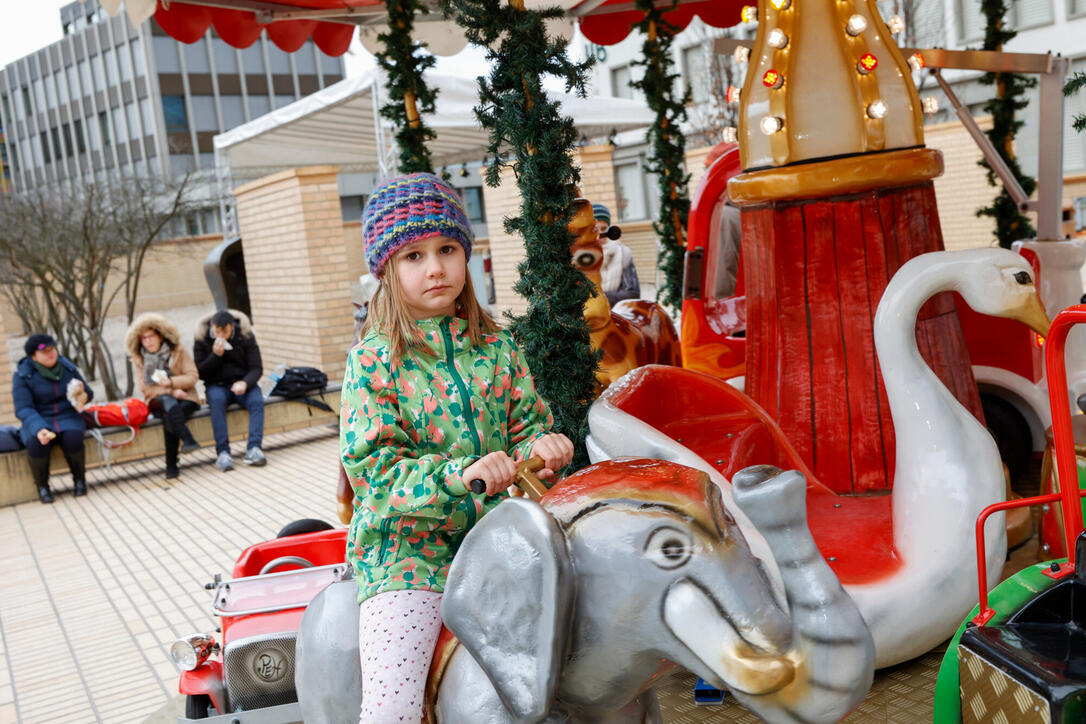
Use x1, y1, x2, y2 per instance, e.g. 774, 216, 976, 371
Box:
0, 1, 494, 78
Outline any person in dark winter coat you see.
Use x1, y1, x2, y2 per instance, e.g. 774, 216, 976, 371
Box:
193, 309, 266, 471
12, 334, 94, 503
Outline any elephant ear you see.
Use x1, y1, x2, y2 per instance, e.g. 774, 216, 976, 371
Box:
442, 498, 574, 723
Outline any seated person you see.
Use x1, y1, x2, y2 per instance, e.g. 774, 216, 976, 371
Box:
193, 309, 266, 472
592, 203, 640, 305
125, 314, 201, 480
12, 334, 93, 503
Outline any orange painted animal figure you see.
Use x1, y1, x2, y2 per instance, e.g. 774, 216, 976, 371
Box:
568, 198, 681, 388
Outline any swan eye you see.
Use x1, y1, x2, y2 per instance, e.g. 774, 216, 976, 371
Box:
645, 526, 694, 569
1014, 271, 1032, 285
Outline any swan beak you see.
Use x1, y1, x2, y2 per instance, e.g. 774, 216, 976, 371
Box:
1016, 293, 1051, 336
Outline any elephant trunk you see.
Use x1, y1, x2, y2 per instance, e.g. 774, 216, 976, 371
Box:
729, 466, 875, 724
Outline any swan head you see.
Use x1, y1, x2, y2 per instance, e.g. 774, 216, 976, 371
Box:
947, 248, 1051, 335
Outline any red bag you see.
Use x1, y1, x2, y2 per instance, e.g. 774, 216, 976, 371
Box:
82, 398, 150, 429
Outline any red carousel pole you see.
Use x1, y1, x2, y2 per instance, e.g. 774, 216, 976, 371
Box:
727, 0, 983, 494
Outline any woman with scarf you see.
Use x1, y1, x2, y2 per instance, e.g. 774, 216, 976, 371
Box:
13, 333, 94, 503
125, 313, 201, 479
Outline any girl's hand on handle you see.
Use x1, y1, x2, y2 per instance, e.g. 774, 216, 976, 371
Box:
530, 433, 575, 479
463, 451, 517, 496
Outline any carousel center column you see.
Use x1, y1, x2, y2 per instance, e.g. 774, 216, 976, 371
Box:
727, 0, 983, 493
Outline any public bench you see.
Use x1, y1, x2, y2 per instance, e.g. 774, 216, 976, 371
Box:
0, 385, 341, 508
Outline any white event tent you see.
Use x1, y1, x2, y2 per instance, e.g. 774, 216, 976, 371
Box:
213, 68, 655, 180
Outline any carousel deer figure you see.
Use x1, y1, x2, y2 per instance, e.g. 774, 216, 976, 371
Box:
568, 197, 681, 389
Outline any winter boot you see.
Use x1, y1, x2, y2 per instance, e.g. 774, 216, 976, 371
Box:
164, 432, 180, 479
65, 448, 87, 497
28, 456, 53, 504
179, 428, 201, 454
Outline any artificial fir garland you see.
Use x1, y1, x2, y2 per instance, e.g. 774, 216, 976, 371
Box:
630, 0, 691, 315
976, 0, 1036, 248
1067, 71, 1086, 133
375, 0, 438, 174
446, 0, 599, 468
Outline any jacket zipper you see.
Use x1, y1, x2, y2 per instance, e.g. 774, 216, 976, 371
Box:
441, 320, 483, 516
441, 320, 482, 458
376, 518, 394, 564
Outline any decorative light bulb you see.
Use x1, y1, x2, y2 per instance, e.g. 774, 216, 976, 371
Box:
734, 45, 751, 64
770, 0, 792, 9
866, 99, 888, 119
922, 96, 939, 114
907, 52, 926, 71
741, 5, 758, 22
846, 14, 867, 35
888, 14, 905, 34
767, 28, 789, 48
723, 126, 738, 144
760, 115, 783, 135
762, 69, 784, 89
726, 85, 742, 104
856, 53, 878, 74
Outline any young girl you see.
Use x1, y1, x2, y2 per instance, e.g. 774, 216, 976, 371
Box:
342, 173, 574, 723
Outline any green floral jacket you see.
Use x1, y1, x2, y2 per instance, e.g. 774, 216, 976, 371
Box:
341, 316, 554, 603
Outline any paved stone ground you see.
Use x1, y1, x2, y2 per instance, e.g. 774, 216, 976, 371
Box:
0, 425, 1045, 723
0, 424, 340, 724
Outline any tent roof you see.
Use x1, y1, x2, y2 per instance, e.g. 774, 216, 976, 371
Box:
213, 69, 655, 175
571, 0, 743, 45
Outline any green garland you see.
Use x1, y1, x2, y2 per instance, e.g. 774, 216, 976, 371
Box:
1067, 71, 1086, 133
975, 0, 1036, 248
375, 0, 437, 174
446, 0, 599, 468
630, 0, 690, 315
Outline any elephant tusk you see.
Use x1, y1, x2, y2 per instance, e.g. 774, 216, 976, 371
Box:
663, 579, 795, 696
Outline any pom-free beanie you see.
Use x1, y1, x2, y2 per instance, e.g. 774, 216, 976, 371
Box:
362, 173, 473, 276
591, 203, 611, 227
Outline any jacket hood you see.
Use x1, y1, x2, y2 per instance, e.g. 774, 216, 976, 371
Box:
195, 308, 254, 341
125, 313, 183, 359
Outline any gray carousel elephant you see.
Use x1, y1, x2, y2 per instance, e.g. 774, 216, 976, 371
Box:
295, 459, 875, 723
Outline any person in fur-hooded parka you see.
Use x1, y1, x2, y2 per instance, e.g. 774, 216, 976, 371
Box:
124, 313, 202, 478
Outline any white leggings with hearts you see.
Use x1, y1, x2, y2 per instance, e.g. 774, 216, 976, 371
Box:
358, 589, 444, 723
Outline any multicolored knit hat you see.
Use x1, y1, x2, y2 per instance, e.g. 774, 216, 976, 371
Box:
591, 203, 611, 226
362, 173, 473, 276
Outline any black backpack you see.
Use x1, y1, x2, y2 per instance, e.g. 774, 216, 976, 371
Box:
270, 367, 332, 412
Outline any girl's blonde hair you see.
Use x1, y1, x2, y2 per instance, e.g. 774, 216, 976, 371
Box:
362, 254, 499, 361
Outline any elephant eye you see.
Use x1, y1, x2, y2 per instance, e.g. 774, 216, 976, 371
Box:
645, 527, 693, 569
1013, 270, 1032, 285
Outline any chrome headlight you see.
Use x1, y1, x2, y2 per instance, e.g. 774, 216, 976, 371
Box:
171, 633, 216, 672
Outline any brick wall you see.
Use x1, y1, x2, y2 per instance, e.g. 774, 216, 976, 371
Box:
234, 166, 356, 384
483, 145, 624, 316
0, 299, 15, 425
924, 118, 1000, 251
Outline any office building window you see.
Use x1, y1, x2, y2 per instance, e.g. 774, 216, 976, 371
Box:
614, 161, 649, 221
958, 0, 1052, 39
40, 131, 52, 163
154, 36, 181, 73
131, 37, 146, 77
67, 67, 80, 101
1065, 59, 1086, 172
73, 118, 86, 153
103, 48, 119, 82
611, 65, 633, 100
340, 194, 366, 221
54, 71, 67, 105
682, 45, 710, 104
51, 127, 62, 160
183, 38, 210, 73
78, 60, 92, 94
190, 95, 216, 132
267, 45, 290, 74
62, 123, 74, 157
119, 44, 133, 82
1, 94, 9, 125
461, 186, 486, 224
240, 43, 264, 73
212, 40, 238, 74
162, 95, 188, 133
295, 47, 316, 75
21, 86, 31, 115
98, 110, 111, 146
249, 94, 271, 119
274, 94, 295, 110
321, 53, 340, 76
221, 96, 244, 129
